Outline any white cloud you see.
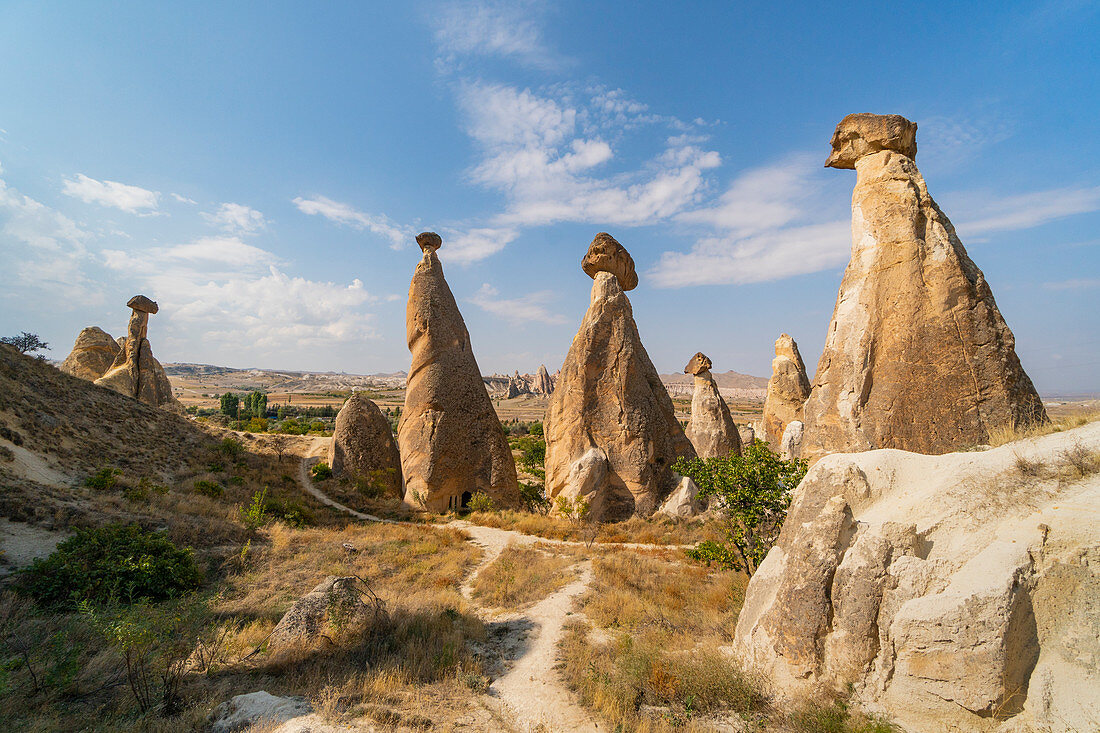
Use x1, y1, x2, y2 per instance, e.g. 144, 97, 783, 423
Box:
439, 226, 518, 264
203, 202, 266, 234
650, 156, 850, 288
103, 237, 379, 348
171, 193, 197, 204
458, 82, 720, 229
433, 0, 559, 70
293, 195, 412, 250
62, 173, 159, 214
957, 185, 1100, 235
469, 283, 567, 325
1043, 277, 1100, 290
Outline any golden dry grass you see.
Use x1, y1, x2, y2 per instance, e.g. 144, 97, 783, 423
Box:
986, 405, 1100, 447
470, 543, 576, 609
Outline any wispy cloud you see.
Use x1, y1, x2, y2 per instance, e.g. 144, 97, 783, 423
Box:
439, 226, 518, 264
202, 202, 266, 234
957, 185, 1100, 235
62, 173, 159, 214
432, 0, 560, 70
1043, 277, 1100, 290
469, 283, 567, 325
293, 195, 411, 250
458, 81, 720, 229
170, 192, 197, 204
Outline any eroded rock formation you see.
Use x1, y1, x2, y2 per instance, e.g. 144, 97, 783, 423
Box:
734, 421, 1100, 733
398, 233, 520, 511
329, 393, 402, 498
761, 334, 810, 451
533, 364, 554, 395
59, 326, 121, 381
544, 233, 695, 521
684, 352, 741, 458
93, 296, 181, 411
801, 114, 1046, 461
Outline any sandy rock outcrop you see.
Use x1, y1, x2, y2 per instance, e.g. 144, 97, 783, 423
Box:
328, 393, 402, 498
545, 233, 695, 521
734, 421, 1100, 733
268, 576, 382, 653
59, 327, 122, 381
656, 476, 704, 519
684, 352, 741, 459
93, 296, 181, 411
210, 692, 311, 733
801, 114, 1046, 462
761, 334, 810, 450
533, 364, 554, 395
398, 233, 520, 511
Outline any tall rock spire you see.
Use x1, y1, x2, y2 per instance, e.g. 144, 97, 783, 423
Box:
801, 114, 1046, 461
398, 232, 520, 511
761, 334, 811, 451
684, 352, 741, 458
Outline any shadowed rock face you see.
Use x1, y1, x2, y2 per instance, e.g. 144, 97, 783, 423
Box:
92, 296, 180, 411
59, 327, 122, 381
398, 234, 520, 511
801, 115, 1046, 461
684, 352, 741, 459
761, 334, 811, 450
329, 393, 402, 498
545, 236, 695, 521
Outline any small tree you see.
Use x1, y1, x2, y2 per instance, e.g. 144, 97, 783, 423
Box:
1, 331, 48, 355
268, 433, 292, 462
673, 440, 807, 575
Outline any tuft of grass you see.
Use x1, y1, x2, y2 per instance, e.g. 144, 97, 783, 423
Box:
470, 543, 575, 609
986, 407, 1099, 448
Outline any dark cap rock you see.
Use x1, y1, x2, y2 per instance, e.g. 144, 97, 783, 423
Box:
825, 113, 917, 169
127, 295, 159, 314
416, 232, 442, 254
684, 352, 712, 376
582, 232, 638, 291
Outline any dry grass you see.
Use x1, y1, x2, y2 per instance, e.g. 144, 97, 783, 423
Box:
986, 406, 1100, 447
464, 510, 723, 546
470, 543, 575, 609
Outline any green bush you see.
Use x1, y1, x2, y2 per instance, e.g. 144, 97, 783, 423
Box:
674, 440, 808, 574
84, 467, 121, 491
520, 482, 550, 514
217, 436, 244, 458
467, 492, 495, 513
17, 524, 202, 609
529, 421, 544, 437
311, 461, 333, 480
194, 480, 223, 498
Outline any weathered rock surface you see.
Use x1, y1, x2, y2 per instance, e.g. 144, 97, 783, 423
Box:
92, 296, 181, 411
269, 576, 382, 652
801, 114, 1046, 462
581, 231, 638, 291
656, 476, 704, 519
59, 326, 121, 381
210, 691, 311, 733
761, 334, 810, 450
734, 421, 1100, 733
533, 364, 554, 395
684, 352, 741, 459
780, 420, 804, 461
329, 393, 402, 498
545, 235, 695, 521
398, 234, 520, 511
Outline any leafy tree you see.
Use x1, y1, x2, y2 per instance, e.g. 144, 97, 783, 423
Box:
1, 331, 48, 355
529, 421, 544, 437
219, 392, 239, 418
243, 391, 267, 419
673, 440, 808, 575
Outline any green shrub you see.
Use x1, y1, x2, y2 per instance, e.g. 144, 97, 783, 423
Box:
468, 492, 495, 513
17, 524, 202, 609
122, 477, 168, 503
311, 461, 333, 480
194, 480, 223, 498
217, 436, 244, 458
84, 467, 121, 491
674, 439, 808, 574
529, 421, 544, 437
519, 482, 550, 514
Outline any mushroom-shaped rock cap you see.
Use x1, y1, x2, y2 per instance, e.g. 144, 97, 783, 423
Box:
825, 113, 917, 169
416, 231, 442, 254
684, 352, 712, 376
582, 232, 638, 291
127, 295, 159, 314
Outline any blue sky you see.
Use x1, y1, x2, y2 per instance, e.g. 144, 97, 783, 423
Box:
1, 1, 1098, 393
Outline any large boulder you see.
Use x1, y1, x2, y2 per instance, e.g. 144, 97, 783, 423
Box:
59, 326, 121, 381
398, 233, 520, 511
210, 691, 311, 733
734, 421, 1100, 733
268, 576, 383, 652
329, 393, 402, 498
801, 114, 1045, 462
761, 334, 810, 451
545, 234, 695, 521
684, 352, 741, 458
